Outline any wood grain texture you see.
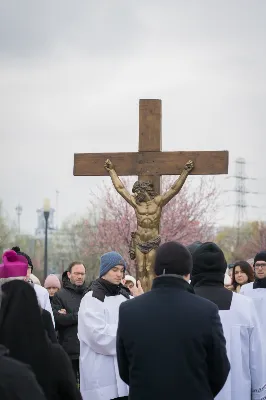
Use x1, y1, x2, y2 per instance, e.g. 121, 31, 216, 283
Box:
73, 99, 229, 196
138, 99, 162, 193
139, 99, 162, 152
73, 150, 229, 176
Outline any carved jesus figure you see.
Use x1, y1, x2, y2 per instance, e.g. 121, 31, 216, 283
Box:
104, 159, 194, 291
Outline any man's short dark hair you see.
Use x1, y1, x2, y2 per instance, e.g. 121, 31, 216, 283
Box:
68, 262, 85, 273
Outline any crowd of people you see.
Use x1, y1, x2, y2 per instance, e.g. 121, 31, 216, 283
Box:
0, 242, 265, 400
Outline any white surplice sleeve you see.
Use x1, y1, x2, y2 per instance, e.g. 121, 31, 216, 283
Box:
34, 284, 55, 327
42, 289, 55, 327
249, 300, 266, 400
78, 294, 117, 356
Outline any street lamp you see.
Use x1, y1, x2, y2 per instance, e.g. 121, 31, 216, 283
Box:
43, 198, 50, 279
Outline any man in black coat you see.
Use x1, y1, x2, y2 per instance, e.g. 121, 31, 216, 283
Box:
116, 241, 230, 400
52, 262, 88, 383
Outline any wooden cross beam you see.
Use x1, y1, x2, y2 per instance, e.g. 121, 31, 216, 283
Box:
74, 99, 228, 194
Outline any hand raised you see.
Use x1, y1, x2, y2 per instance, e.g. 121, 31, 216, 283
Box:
130, 280, 144, 297
104, 159, 114, 171
184, 160, 194, 172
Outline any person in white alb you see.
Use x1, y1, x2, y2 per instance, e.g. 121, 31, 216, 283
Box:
241, 251, 266, 331
78, 251, 142, 400
191, 242, 266, 400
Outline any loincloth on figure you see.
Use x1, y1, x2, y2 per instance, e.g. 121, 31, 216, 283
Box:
129, 232, 161, 259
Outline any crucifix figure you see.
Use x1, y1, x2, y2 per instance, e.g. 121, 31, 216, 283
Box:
104, 158, 194, 291
74, 99, 228, 291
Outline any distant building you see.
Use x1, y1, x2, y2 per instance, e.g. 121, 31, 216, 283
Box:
50, 229, 77, 275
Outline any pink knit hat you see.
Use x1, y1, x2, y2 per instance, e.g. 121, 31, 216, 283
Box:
44, 274, 61, 289
0, 250, 28, 278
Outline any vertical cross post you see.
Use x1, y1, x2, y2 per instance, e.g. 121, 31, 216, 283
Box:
138, 99, 162, 195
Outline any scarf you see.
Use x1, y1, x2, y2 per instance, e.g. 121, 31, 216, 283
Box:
253, 277, 266, 289
90, 278, 130, 302
63, 280, 88, 295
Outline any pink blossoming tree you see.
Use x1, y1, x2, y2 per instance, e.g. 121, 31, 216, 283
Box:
78, 176, 218, 276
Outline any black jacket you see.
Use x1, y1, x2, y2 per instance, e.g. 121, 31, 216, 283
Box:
0, 345, 46, 400
52, 279, 87, 358
193, 281, 233, 311
46, 342, 82, 400
117, 275, 230, 400
41, 309, 58, 343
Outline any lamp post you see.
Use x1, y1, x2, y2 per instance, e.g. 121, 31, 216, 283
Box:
43, 198, 50, 279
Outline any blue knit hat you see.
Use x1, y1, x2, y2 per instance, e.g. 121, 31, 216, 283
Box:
99, 251, 126, 278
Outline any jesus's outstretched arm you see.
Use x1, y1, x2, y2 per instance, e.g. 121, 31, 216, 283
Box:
104, 159, 136, 208
161, 160, 194, 206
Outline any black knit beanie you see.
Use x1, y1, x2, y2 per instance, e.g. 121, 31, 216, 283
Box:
12, 246, 33, 272
253, 251, 266, 288
254, 251, 266, 265
191, 242, 227, 286
154, 241, 192, 276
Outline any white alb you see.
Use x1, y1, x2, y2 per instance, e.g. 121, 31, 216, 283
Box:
216, 292, 266, 400
78, 291, 130, 400
241, 282, 266, 331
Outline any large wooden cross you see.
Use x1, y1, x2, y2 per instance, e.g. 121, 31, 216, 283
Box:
74, 99, 228, 194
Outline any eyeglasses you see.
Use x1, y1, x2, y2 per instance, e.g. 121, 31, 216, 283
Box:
254, 263, 266, 270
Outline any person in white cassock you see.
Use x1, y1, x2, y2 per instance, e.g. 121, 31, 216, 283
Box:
191, 242, 266, 400
78, 251, 142, 400
241, 251, 266, 331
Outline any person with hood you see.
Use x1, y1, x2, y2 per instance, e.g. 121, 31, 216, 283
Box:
241, 251, 266, 332
52, 262, 88, 384
78, 251, 135, 400
11, 246, 54, 325
0, 345, 47, 400
116, 241, 230, 400
191, 242, 266, 400
0, 279, 82, 400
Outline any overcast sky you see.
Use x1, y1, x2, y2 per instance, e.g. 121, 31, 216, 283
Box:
1, 0, 265, 234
